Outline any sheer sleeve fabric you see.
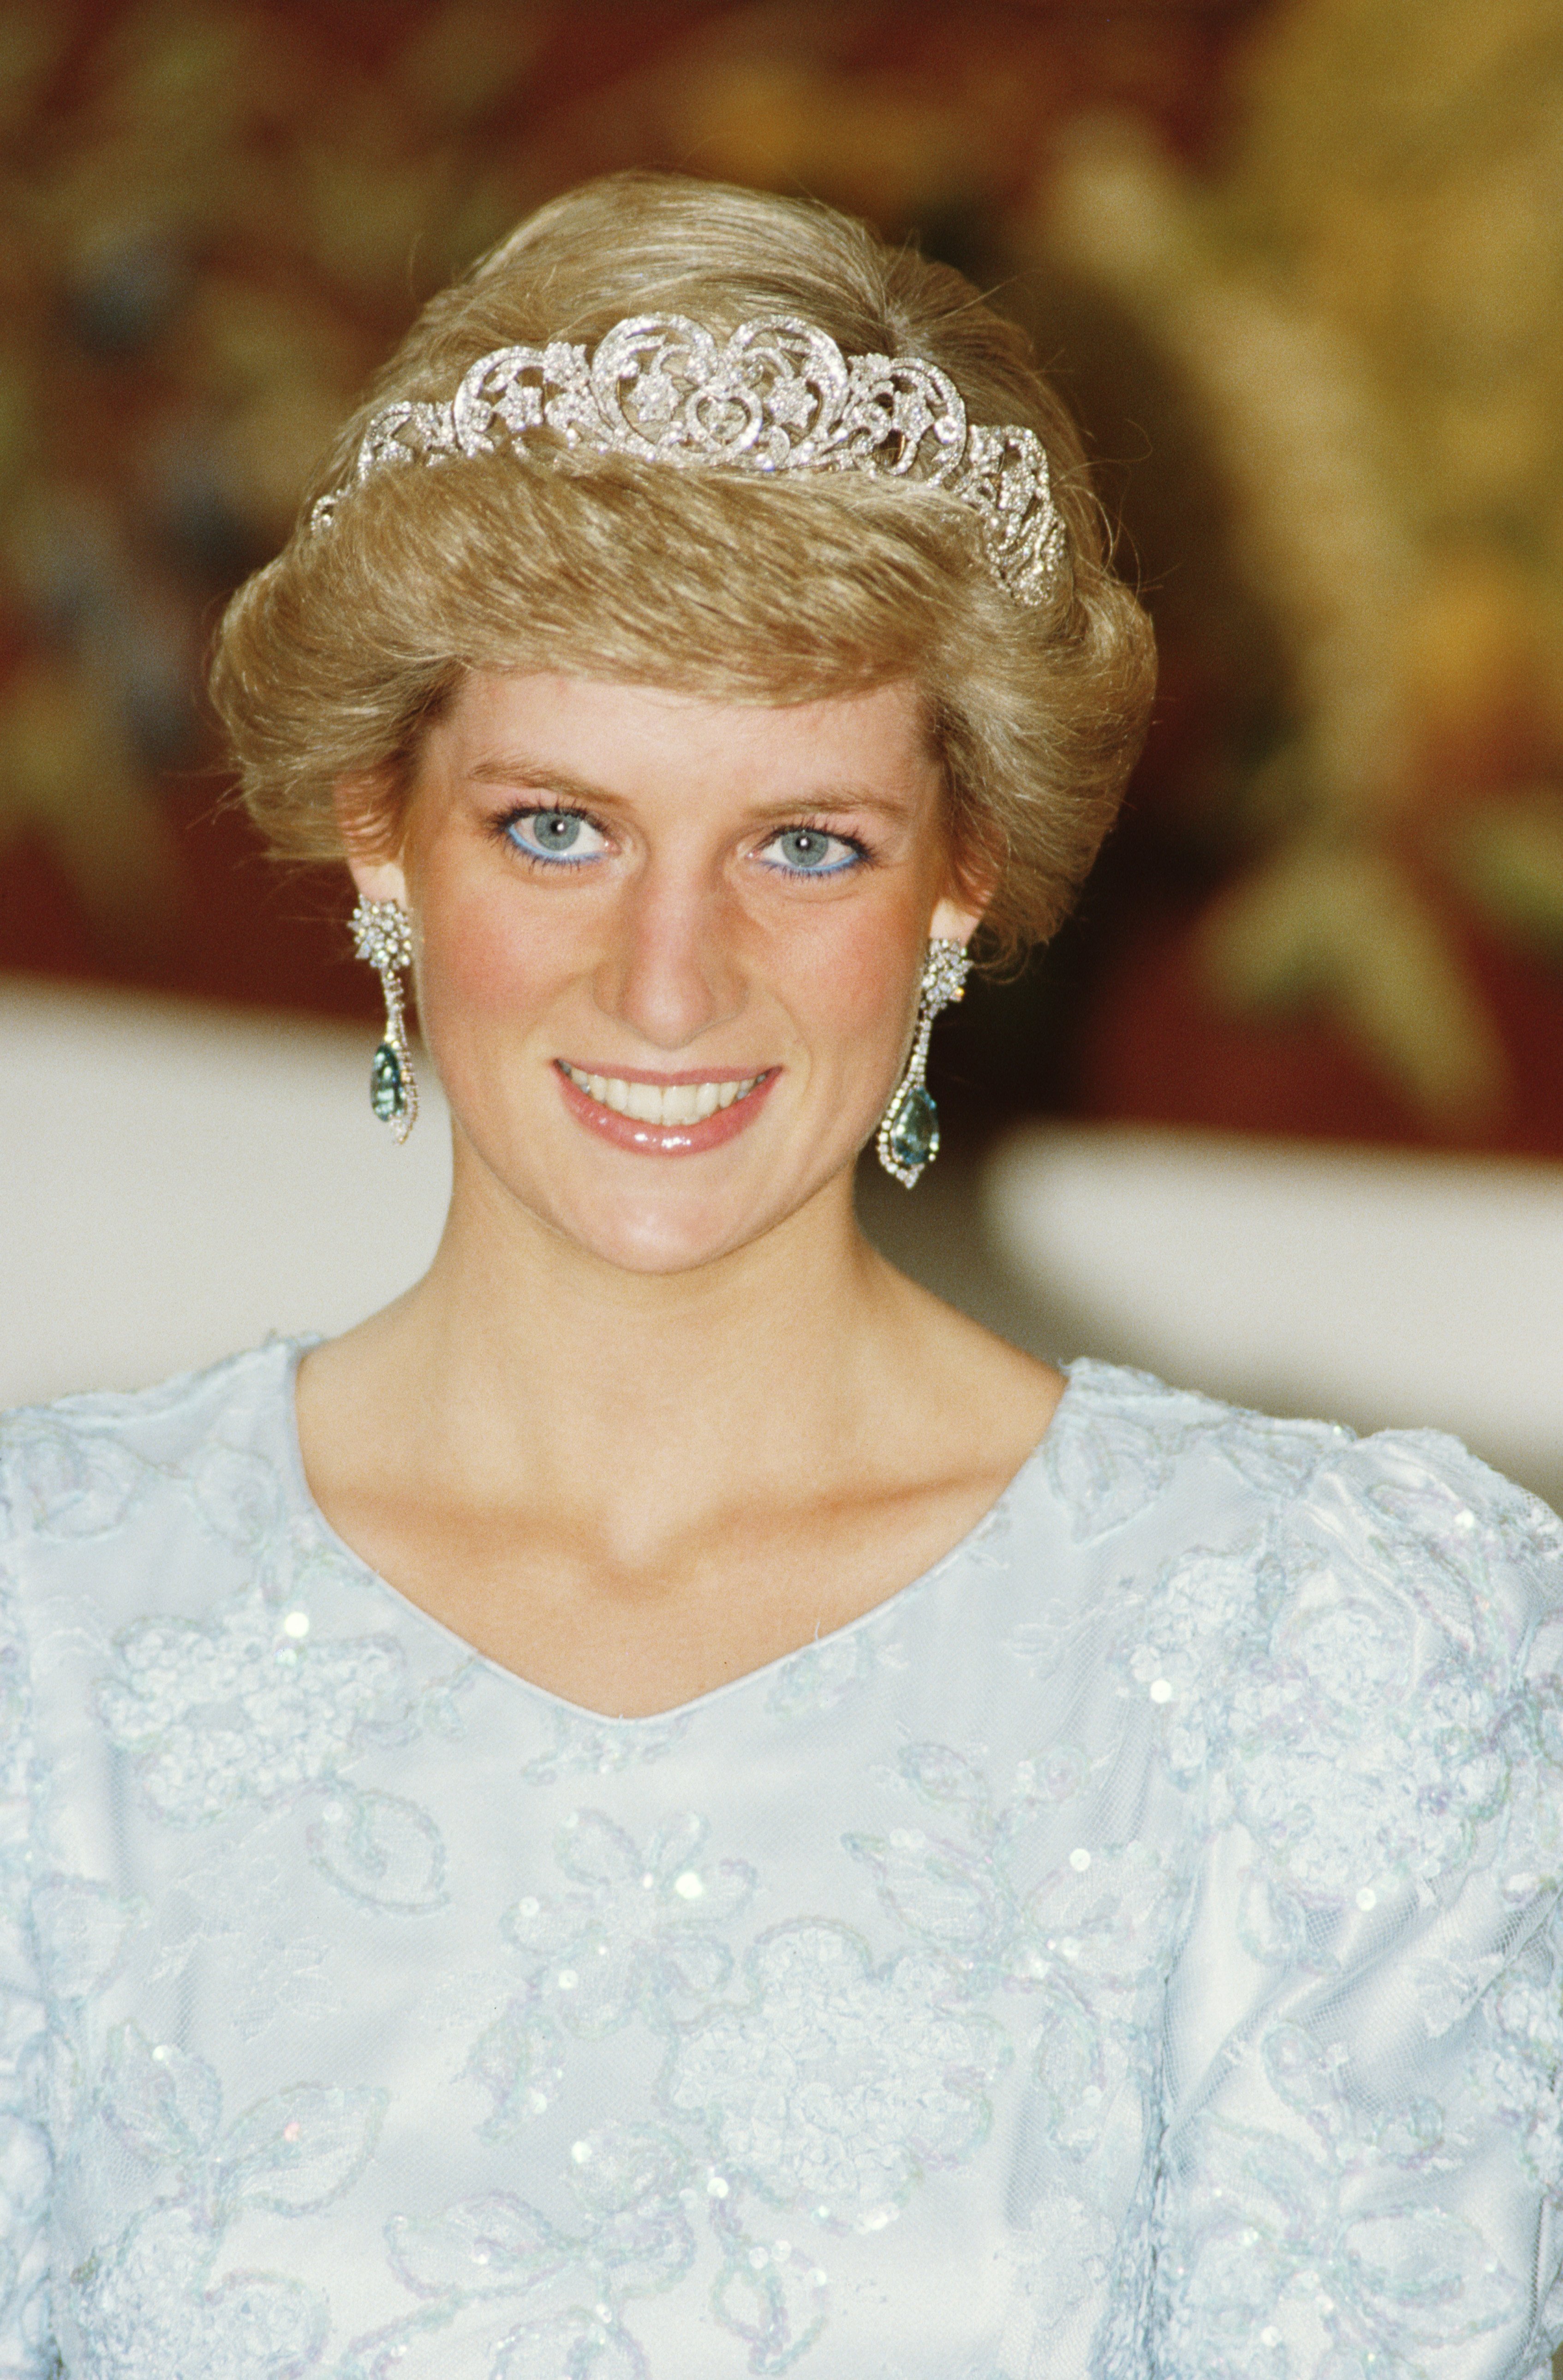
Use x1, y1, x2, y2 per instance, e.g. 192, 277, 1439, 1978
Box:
1153, 1429, 1563, 2379
0, 1439, 54, 2376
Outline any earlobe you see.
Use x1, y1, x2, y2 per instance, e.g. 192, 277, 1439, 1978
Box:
334, 776, 408, 908
930, 890, 987, 951
931, 829, 999, 951
346, 850, 409, 907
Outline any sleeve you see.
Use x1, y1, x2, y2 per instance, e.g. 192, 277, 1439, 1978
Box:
1152, 1428, 1563, 2380
0, 1435, 55, 2377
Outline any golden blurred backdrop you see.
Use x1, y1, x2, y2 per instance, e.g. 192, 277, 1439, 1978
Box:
4, 0, 1563, 1151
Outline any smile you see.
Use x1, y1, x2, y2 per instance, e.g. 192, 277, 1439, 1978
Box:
557, 1063, 767, 1126
553, 1059, 778, 1156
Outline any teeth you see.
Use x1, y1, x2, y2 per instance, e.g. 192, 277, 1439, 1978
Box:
562, 1064, 762, 1126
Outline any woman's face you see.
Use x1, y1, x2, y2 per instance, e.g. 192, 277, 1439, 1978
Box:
348, 670, 983, 1275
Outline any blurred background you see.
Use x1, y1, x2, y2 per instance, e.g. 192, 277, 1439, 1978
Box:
4, 0, 1563, 1502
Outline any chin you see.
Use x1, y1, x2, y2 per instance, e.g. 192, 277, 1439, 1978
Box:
455, 1090, 866, 1276
543, 1181, 799, 1276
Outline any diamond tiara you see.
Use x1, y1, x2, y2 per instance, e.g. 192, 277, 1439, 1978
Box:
309, 312, 1066, 608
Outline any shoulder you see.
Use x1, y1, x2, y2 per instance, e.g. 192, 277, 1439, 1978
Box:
1046, 1361, 1563, 1901
1041, 1356, 1356, 1544
0, 1338, 306, 1554
1238, 1418, 1563, 1902
1265, 1408, 1563, 1645
1050, 1355, 1561, 1611
1145, 1425, 1563, 2372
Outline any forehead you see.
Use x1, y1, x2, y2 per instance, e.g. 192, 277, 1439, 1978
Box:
423, 671, 940, 809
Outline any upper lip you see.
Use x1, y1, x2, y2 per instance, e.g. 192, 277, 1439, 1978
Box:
555, 1061, 772, 1085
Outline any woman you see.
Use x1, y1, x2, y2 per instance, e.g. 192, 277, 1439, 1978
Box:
3, 173, 1561, 2379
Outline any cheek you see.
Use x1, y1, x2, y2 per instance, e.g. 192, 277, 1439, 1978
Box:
781, 903, 921, 1070
412, 870, 573, 1047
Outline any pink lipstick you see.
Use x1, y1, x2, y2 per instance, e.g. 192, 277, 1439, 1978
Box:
553, 1060, 778, 1154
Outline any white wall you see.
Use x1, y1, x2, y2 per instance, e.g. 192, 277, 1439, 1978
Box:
985, 1124, 1563, 1506
2, 979, 450, 1408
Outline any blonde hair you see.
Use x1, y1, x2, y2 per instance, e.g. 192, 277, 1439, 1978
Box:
209, 172, 1155, 962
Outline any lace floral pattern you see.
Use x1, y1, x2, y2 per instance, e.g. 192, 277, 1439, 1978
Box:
465, 1812, 756, 2143
665, 1920, 1008, 2224
340, 2120, 701, 2380
95, 1595, 411, 1825
506, 1812, 755, 2038
0, 1343, 1558, 2379
66, 2021, 383, 2380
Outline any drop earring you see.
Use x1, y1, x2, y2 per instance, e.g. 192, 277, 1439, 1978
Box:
877, 938, 971, 1188
350, 895, 418, 1142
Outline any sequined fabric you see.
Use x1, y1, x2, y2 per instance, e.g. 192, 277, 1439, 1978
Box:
1, 1342, 1560, 2377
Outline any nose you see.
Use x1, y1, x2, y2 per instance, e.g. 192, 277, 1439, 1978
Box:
591, 862, 746, 1051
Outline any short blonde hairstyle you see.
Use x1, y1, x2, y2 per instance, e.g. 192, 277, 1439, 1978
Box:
209, 172, 1155, 963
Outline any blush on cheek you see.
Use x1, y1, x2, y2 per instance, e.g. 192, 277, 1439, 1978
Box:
419, 891, 561, 1034
806, 913, 922, 1055
754, 907, 927, 1149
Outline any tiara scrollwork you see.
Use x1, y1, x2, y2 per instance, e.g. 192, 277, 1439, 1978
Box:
310, 313, 1066, 607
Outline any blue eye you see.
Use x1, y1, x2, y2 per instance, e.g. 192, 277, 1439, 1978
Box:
506, 809, 606, 866
759, 827, 863, 877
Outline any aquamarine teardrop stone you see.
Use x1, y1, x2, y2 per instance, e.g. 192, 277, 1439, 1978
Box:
370, 1042, 407, 1123
887, 1083, 939, 1176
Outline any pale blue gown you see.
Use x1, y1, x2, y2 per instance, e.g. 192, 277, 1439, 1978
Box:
1, 1338, 1561, 2378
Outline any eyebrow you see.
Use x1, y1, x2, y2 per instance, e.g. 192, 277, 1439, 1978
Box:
467, 756, 614, 805
464, 752, 918, 820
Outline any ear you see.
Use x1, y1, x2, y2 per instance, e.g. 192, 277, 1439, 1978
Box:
930, 887, 987, 949
334, 774, 407, 909
928, 793, 1001, 949
930, 845, 998, 950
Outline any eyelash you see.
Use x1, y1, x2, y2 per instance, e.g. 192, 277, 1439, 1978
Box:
492, 807, 874, 879
756, 823, 871, 879
496, 806, 603, 868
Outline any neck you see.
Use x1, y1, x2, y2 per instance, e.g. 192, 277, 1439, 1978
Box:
354, 1135, 917, 1530
296, 1120, 1066, 1646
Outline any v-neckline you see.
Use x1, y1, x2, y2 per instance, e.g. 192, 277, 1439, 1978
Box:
277, 1336, 1083, 1730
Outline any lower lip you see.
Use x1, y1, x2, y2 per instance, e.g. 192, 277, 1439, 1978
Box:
554, 1064, 778, 1155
